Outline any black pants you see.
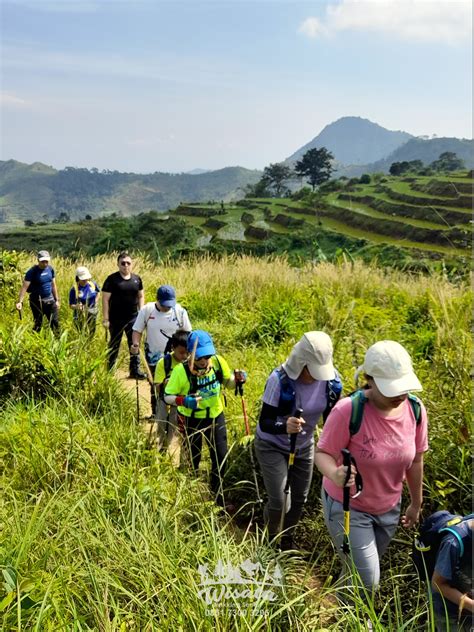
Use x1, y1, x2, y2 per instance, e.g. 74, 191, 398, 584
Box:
182, 412, 228, 503
107, 317, 140, 372
30, 295, 59, 334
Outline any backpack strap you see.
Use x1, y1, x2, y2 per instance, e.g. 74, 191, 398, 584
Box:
439, 526, 465, 557
323, 371, 343, 421
275, 366, 296, 415
164, 353, 173, 380
349, 389, 368, 436
407, 393, 422, 425
213, 355, 224, 384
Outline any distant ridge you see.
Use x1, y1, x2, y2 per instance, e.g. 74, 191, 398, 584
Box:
0, 160, 262, 224
286, 116, 412, 166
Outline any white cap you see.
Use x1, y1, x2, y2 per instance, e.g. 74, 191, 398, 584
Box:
358, 340, 422, 397
37, 250, 51, 261
283, 331, 335, 381
75, 266, 92, 281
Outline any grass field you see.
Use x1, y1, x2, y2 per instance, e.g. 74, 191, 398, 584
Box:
1, 251, 471, 630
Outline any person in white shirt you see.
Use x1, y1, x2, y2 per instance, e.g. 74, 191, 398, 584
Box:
131, 285, 192, 415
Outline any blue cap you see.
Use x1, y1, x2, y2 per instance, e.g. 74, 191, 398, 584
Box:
157, 285, 176, 307
187, 330, 216, 359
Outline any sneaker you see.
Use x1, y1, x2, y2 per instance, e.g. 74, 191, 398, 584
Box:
129, 371, 147, 380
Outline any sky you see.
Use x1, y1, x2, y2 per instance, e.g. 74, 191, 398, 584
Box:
1, 0, 472, 173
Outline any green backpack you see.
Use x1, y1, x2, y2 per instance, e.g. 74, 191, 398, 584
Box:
349, 389, 422, 436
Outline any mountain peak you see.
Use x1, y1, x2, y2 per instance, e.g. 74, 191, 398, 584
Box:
287, 116, 413, 166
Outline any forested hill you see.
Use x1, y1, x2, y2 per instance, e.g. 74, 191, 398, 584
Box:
0, 160, 262, 224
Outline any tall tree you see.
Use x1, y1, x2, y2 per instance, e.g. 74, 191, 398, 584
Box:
294, 147, 334, 190
430, 152, 465, 172
261, 163, 293, 197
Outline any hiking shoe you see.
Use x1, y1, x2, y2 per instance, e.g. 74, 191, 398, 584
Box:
130, 371, 147, 380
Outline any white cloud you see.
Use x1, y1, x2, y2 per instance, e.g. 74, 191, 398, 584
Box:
9, 0, 99, 13
298, 17, 328, 38
0, 92, 31, 107
299, 0, 472, 44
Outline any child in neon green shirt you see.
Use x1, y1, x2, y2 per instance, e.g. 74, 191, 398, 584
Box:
153, 330, 189, 461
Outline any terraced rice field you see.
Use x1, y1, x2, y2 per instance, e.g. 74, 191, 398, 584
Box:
170, 172, 472, 258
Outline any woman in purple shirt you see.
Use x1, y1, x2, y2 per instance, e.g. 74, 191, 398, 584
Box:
254, 331, 342, 550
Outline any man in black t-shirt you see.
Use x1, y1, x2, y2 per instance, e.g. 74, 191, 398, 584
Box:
102, 252, 145, 378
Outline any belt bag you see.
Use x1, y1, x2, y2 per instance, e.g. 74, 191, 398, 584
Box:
40, 297, 55, 305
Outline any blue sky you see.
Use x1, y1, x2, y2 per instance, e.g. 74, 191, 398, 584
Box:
1, 0, 472, 173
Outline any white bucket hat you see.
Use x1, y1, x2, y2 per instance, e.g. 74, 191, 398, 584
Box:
75, 266, 92, 281
283, 331, 335, 381
358, 340, 422, 397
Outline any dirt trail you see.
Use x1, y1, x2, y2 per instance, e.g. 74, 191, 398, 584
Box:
117, 368, 180, 465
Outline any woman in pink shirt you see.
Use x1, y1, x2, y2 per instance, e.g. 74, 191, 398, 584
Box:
315, 340, 429, 599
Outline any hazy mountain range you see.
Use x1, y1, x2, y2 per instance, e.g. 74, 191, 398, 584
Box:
1, 116, 472, 224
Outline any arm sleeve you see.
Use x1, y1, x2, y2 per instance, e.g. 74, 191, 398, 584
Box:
259, 402, 287, 434
132, 306, 147, 333
69, 287, 76, 305
164, 364, 189, 397
154, 359, 165, 384
182, 308, 192, 331
24, 267, 35, 282
216, 355, 231, 381
258, 371, 288, 434
317, 398, 352, 458
137, 275, 143, 290
102, 275, 113, 293
434, 537, 459, 582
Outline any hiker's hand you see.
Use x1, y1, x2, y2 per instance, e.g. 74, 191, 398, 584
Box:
287, 415, 305, 433
55, 299, 60, 307
234, 369, 247, 384
102, 319, 109, 328
332, 464, 356, 488
16, 302, 23, 311
401, 504, 420, 529
175, 395, 201, 410
130, 343, 140, 355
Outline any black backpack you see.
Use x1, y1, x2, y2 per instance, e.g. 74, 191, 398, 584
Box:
412, 511, 474, 581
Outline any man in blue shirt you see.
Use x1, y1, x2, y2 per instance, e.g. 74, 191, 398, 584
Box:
16, 250, 60, 333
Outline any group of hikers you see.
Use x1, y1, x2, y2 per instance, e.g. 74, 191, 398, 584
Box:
16, 249, 472, 631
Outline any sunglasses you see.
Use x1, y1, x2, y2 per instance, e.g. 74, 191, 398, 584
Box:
119, 261, 132, 266
198, 355, 212, 361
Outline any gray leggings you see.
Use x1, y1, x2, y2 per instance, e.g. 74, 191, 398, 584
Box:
321, 487, 400, 595
255, 436, 314, 538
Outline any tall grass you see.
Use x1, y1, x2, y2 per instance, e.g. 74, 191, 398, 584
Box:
1, 253, 471, 629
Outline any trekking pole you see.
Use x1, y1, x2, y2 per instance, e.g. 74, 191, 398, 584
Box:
17, 306, 22, 321
138, 349, 158, 439
279, 408, 303, 534
340, 448, 363, 554
236, 381, 262, 504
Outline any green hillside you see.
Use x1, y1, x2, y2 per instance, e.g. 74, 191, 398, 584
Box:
0, 171, 470, 277
0, 160, 262, 227
169, 171, 471, 260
